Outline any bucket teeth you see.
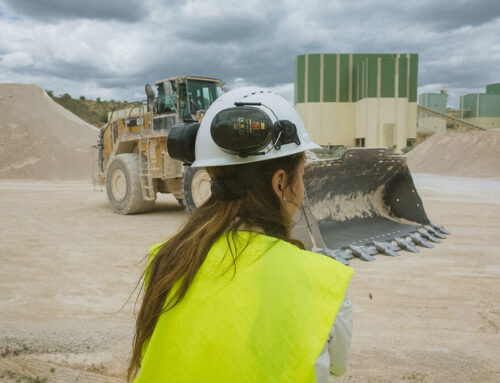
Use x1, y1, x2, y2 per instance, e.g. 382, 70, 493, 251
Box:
332, 250, 353, 265
424, 225, 446, 239
388, 243, 401, 252
349, 245, 376, 261
417, 228, 441, 243
335, 249, 354, 260
431, 223, 451, 235
395, 237, 420, 253
409, 232, 434, 248
373, 241, 399, 257
314, 248, 351, 265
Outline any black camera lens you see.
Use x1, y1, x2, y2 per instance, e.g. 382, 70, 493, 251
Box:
167, 122, 200, 164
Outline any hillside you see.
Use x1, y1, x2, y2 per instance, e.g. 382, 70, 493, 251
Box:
0, 84, 98, 180
47, 91, 129, 127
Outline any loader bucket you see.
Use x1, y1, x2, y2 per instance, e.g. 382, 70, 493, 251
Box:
292, 148, 449, 265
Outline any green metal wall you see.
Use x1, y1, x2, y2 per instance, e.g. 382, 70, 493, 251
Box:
323, 55, 337, 102
294, 56, 305, 104
419, 93, 448, 114
308, 54, 321, 102
486, 83, 500, 95
294, 53, 418, 104
461, 93, 500, 118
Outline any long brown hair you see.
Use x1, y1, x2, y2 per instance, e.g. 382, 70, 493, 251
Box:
127, 152, 305, 381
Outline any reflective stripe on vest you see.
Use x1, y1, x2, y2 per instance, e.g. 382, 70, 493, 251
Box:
135, 231, 353, 383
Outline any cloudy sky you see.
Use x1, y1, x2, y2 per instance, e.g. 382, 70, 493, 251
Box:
0, 0, 499, 108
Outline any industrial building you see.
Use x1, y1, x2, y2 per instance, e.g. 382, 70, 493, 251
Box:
294, 53, 418, 152
418, 89, 448, 133
460, 83, 500, 130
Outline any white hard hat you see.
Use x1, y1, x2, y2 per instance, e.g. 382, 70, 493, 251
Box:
191, 87, 320, 167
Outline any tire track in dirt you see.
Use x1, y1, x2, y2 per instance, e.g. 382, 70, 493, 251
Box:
0, 356, 122, 383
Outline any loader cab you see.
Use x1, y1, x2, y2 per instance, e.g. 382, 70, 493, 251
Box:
156, 81, 177, 114
186, 79, 222, 114
155, 77, 223, 122
179, 79, 223, 121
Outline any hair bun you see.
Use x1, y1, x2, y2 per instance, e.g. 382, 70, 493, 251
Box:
210, 180, 227, 200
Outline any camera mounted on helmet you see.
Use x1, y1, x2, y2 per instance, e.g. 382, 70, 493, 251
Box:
166, 87, 319, 167
167, 103, 302, 164
210, 102, 301, 158
166, 122, 200, 165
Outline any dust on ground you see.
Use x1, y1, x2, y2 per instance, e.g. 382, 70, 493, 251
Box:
336, 175, 500, 382
0, 176, 499, 383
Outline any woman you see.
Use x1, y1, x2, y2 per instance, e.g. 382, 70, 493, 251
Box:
128, 88, 353, 382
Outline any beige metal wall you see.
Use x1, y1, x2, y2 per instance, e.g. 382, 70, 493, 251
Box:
295, 99, 417, 150
295, 102, 353, 146
464, 117, 500, 130
419, 117, 446, 133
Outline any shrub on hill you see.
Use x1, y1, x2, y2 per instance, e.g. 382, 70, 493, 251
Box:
46, 90, 129, 127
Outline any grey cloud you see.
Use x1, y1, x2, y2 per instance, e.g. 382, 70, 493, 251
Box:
137, 4, 333, 87
174, 16, 271, 44
5, 55, 110, 85
1, 0, 498, 107
311, 0, 500, 34
407, 0, 500, 31
161, 1, 283, 45
97, 77, 145, 89
138, 38, 303, 91
421, 56, 498, 91
0, 0, 148, 22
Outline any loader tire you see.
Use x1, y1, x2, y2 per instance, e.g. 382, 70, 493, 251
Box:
183, 166, 211, 214
106, 153, 155, 214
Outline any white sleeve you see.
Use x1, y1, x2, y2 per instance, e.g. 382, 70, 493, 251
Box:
329, 293, 352, 376
314, 292, 352, 382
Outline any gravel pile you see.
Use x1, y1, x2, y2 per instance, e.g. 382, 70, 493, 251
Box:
0, 84, 98, 180
407, 130, 500, 178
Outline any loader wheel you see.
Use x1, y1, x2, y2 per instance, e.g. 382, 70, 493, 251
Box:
183, 166, 211, 214
106, 153, 155, 214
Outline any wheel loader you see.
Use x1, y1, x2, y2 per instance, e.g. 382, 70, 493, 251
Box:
93, 76, 223, 214
94, 80, 449, 264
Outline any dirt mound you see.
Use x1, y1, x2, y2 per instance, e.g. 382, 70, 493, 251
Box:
407, 130, 500, 178
0, 84, 99, 180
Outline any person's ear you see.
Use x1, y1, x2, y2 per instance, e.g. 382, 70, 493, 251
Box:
272, 169, 286, 200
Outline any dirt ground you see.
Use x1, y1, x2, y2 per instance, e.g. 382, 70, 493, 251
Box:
0, 175, 499, 383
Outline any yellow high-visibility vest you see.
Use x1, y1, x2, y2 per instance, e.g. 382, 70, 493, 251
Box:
135, 231, 353, 383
